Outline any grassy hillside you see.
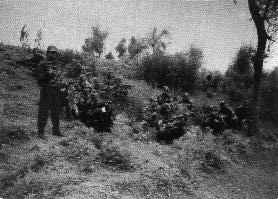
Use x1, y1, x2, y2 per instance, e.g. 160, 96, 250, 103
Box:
0, 45, 278, 199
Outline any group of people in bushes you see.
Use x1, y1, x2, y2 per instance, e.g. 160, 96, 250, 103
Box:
143, 85, 252, 142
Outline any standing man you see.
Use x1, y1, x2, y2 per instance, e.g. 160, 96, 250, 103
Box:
36, 46, 64, 139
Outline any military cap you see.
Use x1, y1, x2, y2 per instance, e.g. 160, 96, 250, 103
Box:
220, 101, 226, 106
47, 45, 58, 52
163, 86, 169, 92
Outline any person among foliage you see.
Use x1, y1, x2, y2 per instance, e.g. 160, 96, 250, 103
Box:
202, 106, 226, 135
157, 86, 172, 105
180, 92, 193, 110
235, 100, 253, 135
218, 101, 238, 129
36, 45, 65, 139
143, 97, 159, 127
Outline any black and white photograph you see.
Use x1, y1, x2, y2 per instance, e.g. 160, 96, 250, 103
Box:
0, 0, 278, 198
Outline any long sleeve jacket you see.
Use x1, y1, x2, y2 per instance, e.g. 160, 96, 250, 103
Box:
36, 59, 63, 88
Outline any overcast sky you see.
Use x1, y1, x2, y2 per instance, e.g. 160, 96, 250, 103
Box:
0, 0, 277, 72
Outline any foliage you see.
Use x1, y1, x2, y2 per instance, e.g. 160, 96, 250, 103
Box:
128, 36, 148, 60
59, 49, 82, 64
226, 45, 254, 89
34, 29, 43, 49
140, 45, 203, 92
141, 52, 172, 87
115, 38, 127, 57
19, 25, 30, 48
57, 49, 96, 77
183, 45, 204, 91
241, 0, 278, 128
224, 45, 254, 101
146, 27, 170, 54
259, 67, 278, 121
82, 25, 109, 58
226, 83, 251, 102
105, 51, 114, 59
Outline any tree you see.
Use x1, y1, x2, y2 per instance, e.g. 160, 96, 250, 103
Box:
82, 25, 109, 58
242, 0, 278, 132
115, 38, 127, 58
20, 25, 30, 48
230, 45, 254, 75
128, 36, 148, 62
34, 29, 43, 49
146, 27, 170, 54
226, 45, 254, 88
105, 52, 114, 59
181, 45, 203, 91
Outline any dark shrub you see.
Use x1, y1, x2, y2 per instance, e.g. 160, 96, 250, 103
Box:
139, 45, 203, 92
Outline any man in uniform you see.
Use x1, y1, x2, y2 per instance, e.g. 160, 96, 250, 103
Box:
157, 86, 172, 105
36, 45, 64, 139
205, 74, 214, 98
180, 92, 193, 110
202, 106, 226, 135
143, 97, 159, 127
218, 101, 238, 129
235, 100, 253, 133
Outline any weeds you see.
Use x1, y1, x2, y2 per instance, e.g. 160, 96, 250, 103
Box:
114, 169, 195, 198
60, 137, 98, 164
0, 124, 30, 145
2, 170, 86, 199
173, 128, 232, 175
5, 84, 24, 91
98, 144, 135, 171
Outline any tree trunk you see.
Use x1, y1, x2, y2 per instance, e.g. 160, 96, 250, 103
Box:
248, 0, 268, 135
252, 57, 263, 133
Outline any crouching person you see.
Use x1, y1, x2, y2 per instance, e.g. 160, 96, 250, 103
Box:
202, 106, 226, 135
156, 114, 188, 142
218, 101, 238, 129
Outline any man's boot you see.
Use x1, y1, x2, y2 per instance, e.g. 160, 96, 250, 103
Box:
52, 127, 65, 137
50, 107, 64, 137
38, 130, 46, 139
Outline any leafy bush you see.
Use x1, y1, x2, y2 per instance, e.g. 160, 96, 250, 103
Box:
139, 45, 203, 92
260, 86, 278, 121
226, 85, 249, 102
222, 45, 254, 103
63, 54, 96, 78
225, 44, 254, 89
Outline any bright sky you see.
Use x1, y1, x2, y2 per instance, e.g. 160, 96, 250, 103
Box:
0, 0, 277, 72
